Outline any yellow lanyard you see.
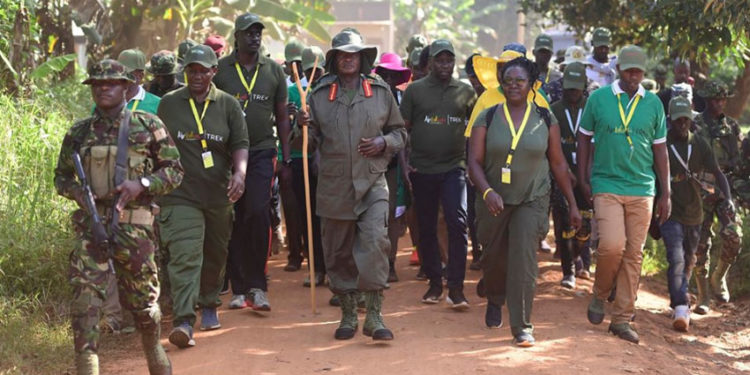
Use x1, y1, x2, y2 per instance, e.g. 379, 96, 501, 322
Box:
189, 98, 211, 151
617, 93, 641, 149
235, 63, 260, 110
502, 102, 532, 168
131, 99, 140, 112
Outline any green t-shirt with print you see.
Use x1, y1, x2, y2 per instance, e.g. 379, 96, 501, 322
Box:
579, 82, 667, 197
401, 75, 476, 174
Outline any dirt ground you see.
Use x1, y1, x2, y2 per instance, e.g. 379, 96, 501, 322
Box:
99, 234, 750, 375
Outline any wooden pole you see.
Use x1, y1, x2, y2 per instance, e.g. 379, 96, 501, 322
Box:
292, 60, 318, 314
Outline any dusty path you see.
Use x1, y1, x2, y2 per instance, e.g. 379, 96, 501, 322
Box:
101, 236, 750, 375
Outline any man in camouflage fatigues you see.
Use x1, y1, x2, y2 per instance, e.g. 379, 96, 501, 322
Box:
54, 59, 183, 375
146, 50, 184, 97
693, 79, 745, 313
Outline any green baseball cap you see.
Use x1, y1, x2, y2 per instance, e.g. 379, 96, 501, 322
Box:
82, 59, 134, 84
617, 45, 646, 71
592, 27, 611, 48
285, 39, 305, 63
302, 46, 325, 72
183, 45, 218, 68
534, 33, 553, 52
235, 13, 264, 31
669, 96, 693, 120
407, 34, 428, 53
147, 50, 179, 75
429, 39, 454, 57
177, 39, 198, 62
117, 49, 146, 72
563, 62, 587, 90
697, 79, 732, 99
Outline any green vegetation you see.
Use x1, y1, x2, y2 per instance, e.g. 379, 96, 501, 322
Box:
0, 79, 90, 374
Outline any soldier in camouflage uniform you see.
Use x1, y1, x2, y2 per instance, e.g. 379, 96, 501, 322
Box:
692, 79, 745, 314
54, 59, 183, 375
146, 50, 184, 97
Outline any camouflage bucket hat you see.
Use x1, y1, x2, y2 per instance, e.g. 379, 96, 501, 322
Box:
82, 59, 134, 84
325, 30, 378, 74
147, 50, 180, 75
698, 79, 732, 99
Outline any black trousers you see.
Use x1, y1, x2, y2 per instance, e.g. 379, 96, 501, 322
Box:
228, 148, 276, 293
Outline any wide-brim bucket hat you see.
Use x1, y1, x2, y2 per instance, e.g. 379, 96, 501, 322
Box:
325, 30, 378, 75
374, 52, 411, 85
472, 50, 523, 90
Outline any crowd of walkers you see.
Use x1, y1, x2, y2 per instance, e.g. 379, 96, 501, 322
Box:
54, 13, 750, 374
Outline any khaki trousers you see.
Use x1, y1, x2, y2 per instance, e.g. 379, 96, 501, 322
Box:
592, 193, 653, 324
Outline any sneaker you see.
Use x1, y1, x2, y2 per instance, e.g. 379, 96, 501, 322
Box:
561, 274, 576, 289
446, 287, 470, 311
303, 272, 326, 287
284, 261, 301, 272
249, 288, 271, 312
199, 307, 221, 331
608, 322, 639, 344
421, 284, 443, 304
672, 305, 690, 332
415, 270, 428, 281
409, 249, 420, 265
485, 301, 502, 328
539, 239, 552, 254
513, 332, 535, 347
228, 294, 248, 309
169, 323, 195, 348
577, 269, 591, 280
694, 304, 710, 315
587, 297, 605, 325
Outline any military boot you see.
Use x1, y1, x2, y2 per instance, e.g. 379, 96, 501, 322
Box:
141, 327, 172, 374
362, 290, 394, 341
694, 266, 711, 315
75, 350, 99, 375
710, 259, 731, 303
334, 293, 358, 340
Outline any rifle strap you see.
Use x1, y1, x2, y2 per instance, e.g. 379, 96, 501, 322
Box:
110, 109, 132, 233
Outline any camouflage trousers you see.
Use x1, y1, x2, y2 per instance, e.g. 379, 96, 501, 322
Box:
696, 193, 744, 272
68, 209, 161, 353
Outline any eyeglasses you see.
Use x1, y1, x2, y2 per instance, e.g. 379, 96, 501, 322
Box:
501, 77, 528, 87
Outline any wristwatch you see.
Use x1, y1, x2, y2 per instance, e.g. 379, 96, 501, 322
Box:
140, 177, 151, 191
282, 159, 293, 167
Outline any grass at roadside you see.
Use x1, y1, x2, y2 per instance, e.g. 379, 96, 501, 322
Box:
0, 81, 89, 374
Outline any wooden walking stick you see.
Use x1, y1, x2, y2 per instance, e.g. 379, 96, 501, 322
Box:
292, 59, 318, 314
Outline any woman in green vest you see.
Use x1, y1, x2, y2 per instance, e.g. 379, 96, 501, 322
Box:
468, 57, 581, 347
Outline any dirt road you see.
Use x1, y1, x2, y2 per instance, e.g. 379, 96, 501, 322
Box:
101, 237, 750, 375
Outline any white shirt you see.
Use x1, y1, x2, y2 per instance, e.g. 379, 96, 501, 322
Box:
585, 55, 618, 87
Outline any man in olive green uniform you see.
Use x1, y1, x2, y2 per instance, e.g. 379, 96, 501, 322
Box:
118, 49, 162, 114
54, 59, 183, 375
693, 79, 745, 313
303, 30, 407, 341
533, 33, 562, 91
214, 13, 292, 312
146, 50, 184, 97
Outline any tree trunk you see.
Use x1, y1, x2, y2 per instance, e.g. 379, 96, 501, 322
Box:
725, 58, 750, 119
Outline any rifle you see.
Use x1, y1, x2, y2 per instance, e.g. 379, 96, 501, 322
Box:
72, 151, 110, 253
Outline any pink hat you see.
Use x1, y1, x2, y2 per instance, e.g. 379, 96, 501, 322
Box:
375, 52, 411, 85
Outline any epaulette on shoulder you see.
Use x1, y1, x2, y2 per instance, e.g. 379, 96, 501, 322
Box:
310, 73, 337, 94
